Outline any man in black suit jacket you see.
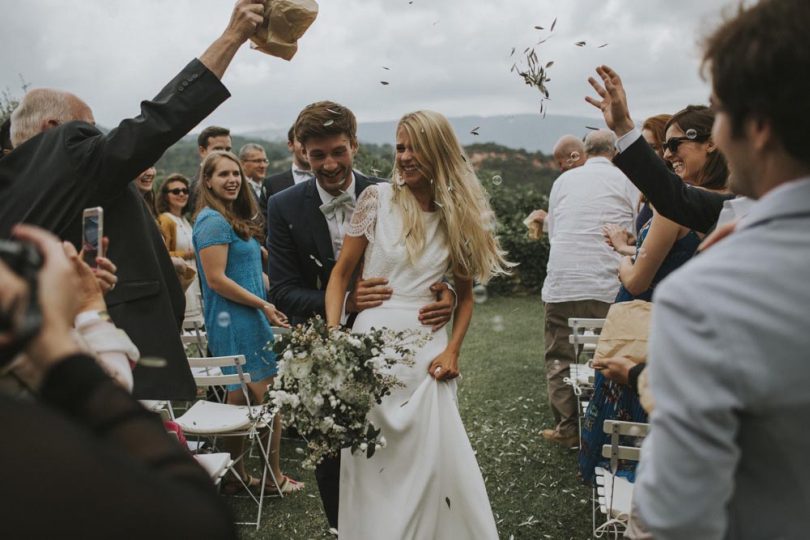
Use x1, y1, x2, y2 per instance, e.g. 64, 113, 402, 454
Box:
0, 0, 268, 399
586, 65, 736, 233
259, 124, 314, 219
266, 101, 455, 528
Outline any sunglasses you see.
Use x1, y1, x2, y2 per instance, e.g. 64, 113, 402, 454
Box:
165, 188, 189, 195
663, 129, 710, 154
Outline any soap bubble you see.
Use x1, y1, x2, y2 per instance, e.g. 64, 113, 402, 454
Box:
217, 311, 232, 328
491, 175, 503, 186
472, 284, 488, 304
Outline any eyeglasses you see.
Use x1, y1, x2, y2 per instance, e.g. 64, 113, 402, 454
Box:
165, 188, 189, 195
244, 158, 269, 164
663, 129, 710, 153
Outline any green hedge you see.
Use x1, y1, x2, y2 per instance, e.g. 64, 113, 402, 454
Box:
480, 173, 552, 296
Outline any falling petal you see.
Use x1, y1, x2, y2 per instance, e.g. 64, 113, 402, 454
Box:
382, 66, 390, 70
445, 497, 451, 509
309, 254, 324, 267
139, 357, 168, 368
585, 125, 599, 130
380, 81, 390, 85
598, 43, 608, 48
575, 41, 586, 47
470, 126, 480, 136
550, 17, 557, 32
326, 108, 340, 115
323, 119, 334, 127
534, 25, 544, 30
510, 47, 516, 56
546, 61, 554, 68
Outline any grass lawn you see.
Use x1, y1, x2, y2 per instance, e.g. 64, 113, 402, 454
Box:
233, 295, 593, 539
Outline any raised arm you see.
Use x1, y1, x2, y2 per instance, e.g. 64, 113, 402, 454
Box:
586, 65, 730, 233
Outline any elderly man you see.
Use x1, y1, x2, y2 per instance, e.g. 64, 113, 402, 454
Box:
540, 130, 639, 447
526, 134, 588, 232
239, 142, 269, 202
588, 0, 810, 537
0, 0, 267, 400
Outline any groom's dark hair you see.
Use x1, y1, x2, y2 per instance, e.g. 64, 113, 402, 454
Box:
294, 101, 358, 147
703, 0, 810, 166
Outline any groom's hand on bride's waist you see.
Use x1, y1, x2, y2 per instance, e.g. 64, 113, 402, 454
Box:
346, 277, 393, 313
419, 283, 454, 332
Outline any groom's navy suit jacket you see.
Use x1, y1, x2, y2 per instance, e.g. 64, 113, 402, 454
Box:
265, 172, 380, 325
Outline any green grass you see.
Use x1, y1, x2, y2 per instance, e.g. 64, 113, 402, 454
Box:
235, 296, 592, 539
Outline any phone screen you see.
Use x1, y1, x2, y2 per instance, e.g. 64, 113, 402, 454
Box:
82, 207, 103, 267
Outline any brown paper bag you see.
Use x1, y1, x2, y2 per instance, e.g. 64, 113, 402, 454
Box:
250, 0, 319, 61
594, 300, 652, 364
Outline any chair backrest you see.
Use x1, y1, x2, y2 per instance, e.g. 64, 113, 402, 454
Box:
568, 317, 605, 359
187, 355, 251, 401
271, 326, 291, 336
182, 317, 208, 356
600, 419, 649, 470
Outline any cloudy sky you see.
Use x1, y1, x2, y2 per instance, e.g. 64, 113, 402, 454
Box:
1, 0, 738, 135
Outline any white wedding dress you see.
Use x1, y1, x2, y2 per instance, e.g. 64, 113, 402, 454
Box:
338, 183, 498, 540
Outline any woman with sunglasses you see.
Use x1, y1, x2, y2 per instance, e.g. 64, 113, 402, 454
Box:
579, 106, 729, 485
157, 174, 201, 319
609, 105, 728, 302
193, 151, 301, 495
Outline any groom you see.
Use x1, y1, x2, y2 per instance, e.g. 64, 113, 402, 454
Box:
265, 100, 455, 528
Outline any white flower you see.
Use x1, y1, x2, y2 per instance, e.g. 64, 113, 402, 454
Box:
378, 436, 387, 448
283, 350, 294, 360
359, 442, 368, 451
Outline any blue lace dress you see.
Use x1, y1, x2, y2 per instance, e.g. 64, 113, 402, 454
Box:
192, 208, 277, 390
579, 219, 700, 484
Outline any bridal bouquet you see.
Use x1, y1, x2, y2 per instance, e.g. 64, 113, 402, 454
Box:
267, 317, 427, 469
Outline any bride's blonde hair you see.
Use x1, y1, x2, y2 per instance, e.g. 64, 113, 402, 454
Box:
391, 110, 513, 283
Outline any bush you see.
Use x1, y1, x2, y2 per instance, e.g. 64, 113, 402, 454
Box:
480, 172, 552, 296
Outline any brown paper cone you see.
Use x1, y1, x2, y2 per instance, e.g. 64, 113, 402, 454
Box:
250, 0, 319, 61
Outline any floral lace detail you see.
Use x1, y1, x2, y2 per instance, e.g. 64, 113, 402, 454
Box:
347, 184, 379, 242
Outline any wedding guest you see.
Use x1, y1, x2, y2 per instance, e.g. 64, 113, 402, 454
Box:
593, 1, 810, 536
0, 224, 235, 539
540, 130, 639, 448
265, 100, 455, 528
259, 125, 314, 224
633, 114, 672, 234
525, 134, 588, 235
193, 150, 301, 494
0, 0, 269, 400
1, 118, 12, 156
239, 142, 269, 203
135, 166, 158, 218
189, 126, 232, 213
157, 174, 202, 320
324, 109, 509, 539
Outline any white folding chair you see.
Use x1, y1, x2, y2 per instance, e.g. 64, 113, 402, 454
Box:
565, 317, 606, 446
593, 419, 649, 538
173, 355, 282, 529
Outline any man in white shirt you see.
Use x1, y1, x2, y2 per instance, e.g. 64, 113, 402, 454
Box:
586, 0, 810, 537
540, 130, 639, 447
238, 142, 269, 202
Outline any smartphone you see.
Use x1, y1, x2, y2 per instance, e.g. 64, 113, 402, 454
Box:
82, 206, 104, 267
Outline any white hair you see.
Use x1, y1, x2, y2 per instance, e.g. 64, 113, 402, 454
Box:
10, 89, 75, 147
239, 142, 266, 160
584, 130, 617, 158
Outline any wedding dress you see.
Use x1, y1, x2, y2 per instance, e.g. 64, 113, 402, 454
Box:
338, 183, 498, 540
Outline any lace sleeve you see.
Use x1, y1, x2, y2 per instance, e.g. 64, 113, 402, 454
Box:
347, 185, 379, 242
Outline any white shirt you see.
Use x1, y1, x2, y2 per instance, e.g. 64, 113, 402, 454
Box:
292, 163, 314, 185
541, 156, 640, 303
315, 173, 356, 260
636, 178, 810, 539
246, 178, 263, 201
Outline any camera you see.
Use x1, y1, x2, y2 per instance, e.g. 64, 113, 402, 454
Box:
0, 239, 43, 368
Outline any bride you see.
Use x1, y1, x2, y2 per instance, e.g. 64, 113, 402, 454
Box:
325, 110, 512, 539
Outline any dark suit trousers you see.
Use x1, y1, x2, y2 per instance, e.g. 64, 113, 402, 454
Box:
315, 455, 341, 529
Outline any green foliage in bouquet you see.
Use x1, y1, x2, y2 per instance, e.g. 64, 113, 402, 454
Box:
267, 317, 427, 469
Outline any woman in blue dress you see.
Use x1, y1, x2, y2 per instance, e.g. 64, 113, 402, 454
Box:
580, 106, 729, 484
193, 150, 302, 494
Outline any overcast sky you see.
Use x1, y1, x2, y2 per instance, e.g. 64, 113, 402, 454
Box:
1, 0, 739, 135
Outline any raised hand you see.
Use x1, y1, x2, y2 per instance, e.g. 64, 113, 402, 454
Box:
63, 241, 107, 314
224, 0, 265, 43
585, 65, 636, 136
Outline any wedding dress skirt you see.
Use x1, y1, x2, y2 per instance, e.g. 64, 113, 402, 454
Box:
338, 297, 498, 540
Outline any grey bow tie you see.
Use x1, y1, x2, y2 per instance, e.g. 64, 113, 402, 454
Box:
319, 191, 355, 222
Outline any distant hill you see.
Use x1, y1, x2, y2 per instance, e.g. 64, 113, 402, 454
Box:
243, 113, 604, 154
